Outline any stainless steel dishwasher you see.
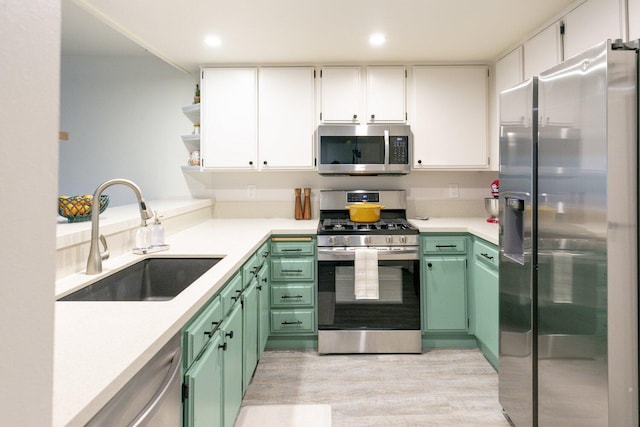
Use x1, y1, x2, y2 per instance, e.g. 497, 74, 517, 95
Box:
86, 333, 182, 426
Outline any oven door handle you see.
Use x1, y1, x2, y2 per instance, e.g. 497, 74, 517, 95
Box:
317, 247, 419, 261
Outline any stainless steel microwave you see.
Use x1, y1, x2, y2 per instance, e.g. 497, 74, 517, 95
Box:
317, 124, 411, 175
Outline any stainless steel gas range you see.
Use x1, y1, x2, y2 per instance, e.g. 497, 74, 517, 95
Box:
317, 190, 422, 354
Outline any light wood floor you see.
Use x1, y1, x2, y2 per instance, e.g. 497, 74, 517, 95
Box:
241, 349, 511, 426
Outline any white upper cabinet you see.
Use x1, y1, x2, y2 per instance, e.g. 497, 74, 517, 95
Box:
201, 67, 258, 170
366, 66, 406, 123
320, 66, 360, 123
630, 0, 640, 40
320, 66, 406, 124
258, 67, 316, 170
411, 66, 489, 169
523, 22, 563, 79
563, 0, 622, 60
496, 47, 523, 95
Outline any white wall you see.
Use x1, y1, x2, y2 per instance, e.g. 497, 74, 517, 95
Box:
194, 170, 498, 219
59, 54, 196, 206
0, 2, 59, 425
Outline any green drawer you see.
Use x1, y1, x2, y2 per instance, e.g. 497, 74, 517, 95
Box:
184, 296, 222, 367
271, 309, 315, 333
271, 284, 314, 307
256, 241, 270, 267
271, 238, 315, 256
242, 253, 259, 288
220, 273, 243, 315
423, 236, 467, 254
474, 239, 499, 271
271, 258, 315, 282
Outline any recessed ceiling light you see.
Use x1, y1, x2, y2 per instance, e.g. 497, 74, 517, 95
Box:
204, 35, 222, 47
369, 33, 386, 47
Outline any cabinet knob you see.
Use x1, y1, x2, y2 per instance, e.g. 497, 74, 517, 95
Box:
427, 262, 433, 269
371, 114, 375, 120
417, 160, 422, 165
262, 277, 268, 282
218, 342, 227, 351
353, 114, 358, 120
257, 285, 262, 290
263, 161, 267, 165
225, 331, 234, 339
249, 161, 253, 166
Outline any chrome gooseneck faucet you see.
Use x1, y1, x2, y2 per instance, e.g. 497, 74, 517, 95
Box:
86, 179, 153, 275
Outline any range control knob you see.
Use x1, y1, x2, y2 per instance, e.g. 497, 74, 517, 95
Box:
364, 236, 371, 245
399, 235, 407, 244
386, 235, 394, 244
342, 236, 350, 246
329, 236, 337, 246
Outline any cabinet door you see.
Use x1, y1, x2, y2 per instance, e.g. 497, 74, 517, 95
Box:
257, 263, 270, 358
563, 0, 622, 60
474, 261, 499, 364
523, 22, 562, 79
423, 256, 467, 331
258, 67, 315, 170
201, 68, 258, 169
184, 332, 223, 427
242, 280, 259, 392
630, 0, 640, 40
222, 304, 243, 427
496, 47, 523, 95
321, 66, 360, 123
366, 66, 406, 123
411, 66, 488, 169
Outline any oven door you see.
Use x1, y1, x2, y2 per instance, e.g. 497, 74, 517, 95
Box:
317, 247, 420, 331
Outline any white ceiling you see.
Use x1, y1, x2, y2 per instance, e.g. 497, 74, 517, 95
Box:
62, 0, 579, 77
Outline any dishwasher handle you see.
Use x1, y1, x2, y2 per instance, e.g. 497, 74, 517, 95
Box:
129, 346, 183, 427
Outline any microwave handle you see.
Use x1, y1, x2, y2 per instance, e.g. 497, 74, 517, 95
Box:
384, 129, 389, 165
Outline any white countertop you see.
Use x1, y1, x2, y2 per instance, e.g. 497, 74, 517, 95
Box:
53, 216, 497, 426
408, 217, 499, 245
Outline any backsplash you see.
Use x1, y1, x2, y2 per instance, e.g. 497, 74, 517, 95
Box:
203, 170, 497, 219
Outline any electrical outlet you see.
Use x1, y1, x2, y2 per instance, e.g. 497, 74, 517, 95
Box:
448, 184, 459, 198
247, 184, 257, 199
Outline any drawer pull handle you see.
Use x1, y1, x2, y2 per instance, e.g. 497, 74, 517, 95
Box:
282, 321, 303, 325
281, 269, 303, 273
263, 252, 270, 258
204, 321, 220, 337
281, 248, 303, 252
481, 253, 495, 260
281, 295, 303, 299
435, 244, 457, 248
272, 237, 312, 242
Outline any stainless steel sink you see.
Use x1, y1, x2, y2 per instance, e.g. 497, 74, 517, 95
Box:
58, 257, 223, 302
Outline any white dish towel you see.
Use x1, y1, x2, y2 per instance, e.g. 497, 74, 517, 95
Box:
354, 248, 379, 300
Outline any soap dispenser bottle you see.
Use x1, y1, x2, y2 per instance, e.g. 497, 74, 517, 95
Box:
135, 220, 150, 249
150, 211, 165, 247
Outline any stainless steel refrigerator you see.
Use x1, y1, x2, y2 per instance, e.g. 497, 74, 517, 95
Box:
499, 40, 638, 426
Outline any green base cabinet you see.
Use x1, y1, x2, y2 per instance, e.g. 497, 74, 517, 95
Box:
222, 303, 243, 427
423, 256, 468, 331
183, 332, 223, 427
471, 238, 499, 369
421, 234, 469, 335
242, 280, 259, 392
182, 241, 271, 427
269, 236, 317, 344
257, 262, 270, 359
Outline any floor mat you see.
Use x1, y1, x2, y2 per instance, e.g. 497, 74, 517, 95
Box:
235, 404, 332, 427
